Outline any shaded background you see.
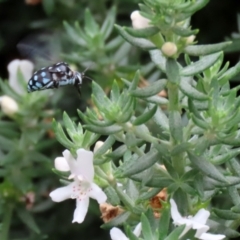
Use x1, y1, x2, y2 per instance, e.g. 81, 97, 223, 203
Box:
1, 0, 240, 239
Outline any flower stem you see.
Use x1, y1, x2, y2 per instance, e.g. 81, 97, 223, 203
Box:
167, 81, 185, 175
0, 203, 13, 240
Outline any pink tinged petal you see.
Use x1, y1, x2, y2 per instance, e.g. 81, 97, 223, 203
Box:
133, 223, 142, 237
192, 209, 210, 225
89, 183, 107, 204
110, 227, 129, 240
62, 149, 78, 174
54, 157, 70, 171
198, 232, 225, 240
72, 197, 89, 223
76, 149, 94, 182
49, 183, 74, 202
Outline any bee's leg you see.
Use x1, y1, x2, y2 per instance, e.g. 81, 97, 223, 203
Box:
75, 85, 81, 96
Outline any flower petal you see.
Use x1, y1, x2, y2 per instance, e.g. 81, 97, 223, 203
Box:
110, 227, 129, 240
170, 199, 184, 222
133, 222, 142, 237
72, 197, 89, 223
89, 183, 107, 204
198, 232, 225, 240
76, 149, 94, 182
54, 157, 70, 171
63, 149, 78, 174
192, 209, 210, 225
49, 183, 74, 202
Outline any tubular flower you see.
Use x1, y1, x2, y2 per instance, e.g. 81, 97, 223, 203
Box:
0, 95, 19, 116
110, 223, 142, 240
170, 199, 225, 240
130, 10, 150, 29
50, 148, 107, 223
7, 59, 34, 95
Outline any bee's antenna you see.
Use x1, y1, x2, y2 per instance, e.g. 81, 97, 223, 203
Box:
82, 64, 94, 81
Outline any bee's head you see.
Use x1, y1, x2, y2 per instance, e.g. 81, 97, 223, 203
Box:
74, 72, 83, 85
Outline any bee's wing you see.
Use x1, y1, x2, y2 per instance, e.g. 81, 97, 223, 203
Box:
17, 32, 62, 69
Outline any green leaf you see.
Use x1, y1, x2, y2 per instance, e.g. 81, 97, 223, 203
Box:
182, 0, 209, 13
126, 180, 139, 201
184, 42, 232, 56
94, 135, 115, 157
164, 225, 185, 240
115, 24, 156, 50
104, 186, 120, 206
119, 149, 160, 177
171, 142, 191, 156
130, 70, 141, 91
100, 6, 116, 40
166, 58, 180, 83
218, 61, 240, 85
141, 214, 154, 240
172, 26, 198, 37
158, 206, 170, 240
132, 105, 157, 125
179, 79, 209, 100
181, 52, 222, 76
211, 148, 240, 165
130, 79, 167, 97
144, 95, 169, 105
191, 113, 209, 130
110, 80, 120, 102
188, 151, 227, 183
92, 81, 111, 106
52, 119, 73, 149
124, 26, 159, 38
84, 124, 122, 135
150, 49, 166, 72
84, 9, 99, 36
101, 211, 131, 229
213, 208, 240, 220
139, 187, 163, 201
115, 186, 135, 209
152, 106, 169, 131
107, 145, 127, 160
169, 111, 183, 143
63, 21, 87, 46
17, 208, 40, 233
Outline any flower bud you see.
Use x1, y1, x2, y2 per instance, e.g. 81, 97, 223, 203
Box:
130, 10, 150, 29
54, 157, 70, 171
94, 141, 104, 153
7, 59, 34, 95
0, 95, 19, 116
161, 42, 178, 57
185, 35, 196, 44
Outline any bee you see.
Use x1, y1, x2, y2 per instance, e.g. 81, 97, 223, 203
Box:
27, 62, 92, 95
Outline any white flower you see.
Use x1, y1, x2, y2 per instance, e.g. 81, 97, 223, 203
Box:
49, 148, 107, 223
185, 35, 196, 45
161, 42, 178, 57
130, 10, 150, 29
110, 223, 142, 240
7, 59, 34, 95
170, 199, 225, 240
0, 95, 19, 116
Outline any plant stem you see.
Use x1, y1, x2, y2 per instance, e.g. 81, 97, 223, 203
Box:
0, 203, 13, 240
167, 79, 185, 175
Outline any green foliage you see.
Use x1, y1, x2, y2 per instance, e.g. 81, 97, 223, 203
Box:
2, 0, 240, 239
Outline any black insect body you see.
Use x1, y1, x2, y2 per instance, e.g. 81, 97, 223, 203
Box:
27, 62, 89, 94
